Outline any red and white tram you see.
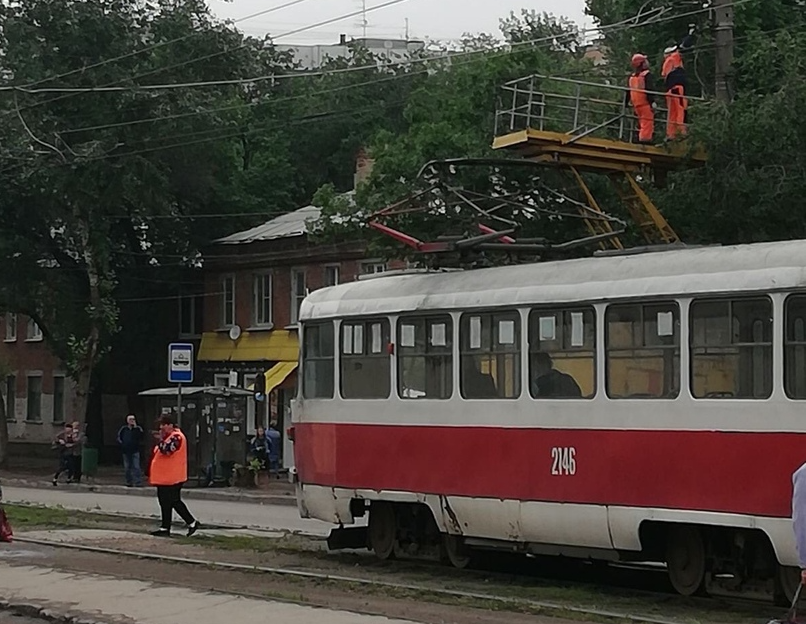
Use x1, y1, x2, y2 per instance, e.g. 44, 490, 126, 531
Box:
290, 240, 806, 600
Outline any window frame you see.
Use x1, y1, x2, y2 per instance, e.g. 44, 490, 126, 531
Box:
26, 373, 42, 422
689, 295, 773, 400
397, 315, 453, 400
179, 294, 203, 338
340, 317, 391, 400
252, 272, 273, 328
52, 374, 66, 424
290, 269, 307, 326
4, 314, 17, 342
324, 265, 340, 287
361, 262, 387, 275
302, 321, 336, 400
220, 275, 236, 328
528, 306, 596, 400
459, 310, 522, 400
605, 300, 681, 400
25, 318, 43, 342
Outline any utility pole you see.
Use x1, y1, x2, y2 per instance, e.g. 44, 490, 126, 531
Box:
713, 0, 734, 102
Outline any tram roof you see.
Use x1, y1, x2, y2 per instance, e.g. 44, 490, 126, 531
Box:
300, 240, 806, 320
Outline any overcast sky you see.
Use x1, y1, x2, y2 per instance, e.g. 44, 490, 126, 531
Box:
208, 0, 590, 45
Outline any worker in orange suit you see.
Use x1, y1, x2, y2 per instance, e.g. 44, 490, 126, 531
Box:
625, 53, 657, 144
662, 25, 696, 140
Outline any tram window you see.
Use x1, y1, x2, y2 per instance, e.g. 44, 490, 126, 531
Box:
341, 319, 391, 399
397, 316, 452, 400
460, 312, 520, 399
786, 295, 806, 399
302, 322, 335, 399
606, 302, 680, 399
529, 308, 595, 399
690, 297, 772, 399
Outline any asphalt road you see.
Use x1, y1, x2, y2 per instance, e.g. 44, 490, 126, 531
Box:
1, 485, 361, 536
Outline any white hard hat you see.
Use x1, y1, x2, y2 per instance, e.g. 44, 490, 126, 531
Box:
664, 45, 678, 55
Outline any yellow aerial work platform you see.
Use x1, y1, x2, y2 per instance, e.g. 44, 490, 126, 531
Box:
492, 75, 706, 249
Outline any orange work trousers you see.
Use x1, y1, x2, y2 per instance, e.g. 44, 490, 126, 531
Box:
633, 103, 654, 143
666, 86, 688, 139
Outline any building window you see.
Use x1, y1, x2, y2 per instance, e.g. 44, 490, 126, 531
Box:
691, 297, 772, 399
26, 318, 43, 341
398, 316, 452, 400
324, 266, 340, 287
460, 311, 521, 399
362, 262, 386, 275
220, 275, 235, 327
303, 322, 335, 399
341, 319, 390, 399
252, 273, 273, 327
26, 375, 42, 422
53, 375, 65, 423
179, 295, 203, 337
606, 302, 680, 399
4, 314, 17, 342
529, 307, 595, 399
4, 375, 15, 421
290, 270, 306, 325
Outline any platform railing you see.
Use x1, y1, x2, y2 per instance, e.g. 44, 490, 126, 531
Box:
494, 74, 699, 145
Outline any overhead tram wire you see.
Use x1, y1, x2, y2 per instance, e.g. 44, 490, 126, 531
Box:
28, 1, 756, 154
2, 0, 410, 118
13, 0, 753, 142
4, 0, 759, 169
6, 0, 755, 98
12, 0, 319, 91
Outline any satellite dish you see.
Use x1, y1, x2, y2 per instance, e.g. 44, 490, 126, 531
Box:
229, 325, 242, 341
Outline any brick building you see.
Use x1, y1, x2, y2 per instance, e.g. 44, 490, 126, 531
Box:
196, 198, 401, 469
1, 313, 76, 444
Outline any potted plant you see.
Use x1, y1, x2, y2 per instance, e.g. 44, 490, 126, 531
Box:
247, 457, 263, 487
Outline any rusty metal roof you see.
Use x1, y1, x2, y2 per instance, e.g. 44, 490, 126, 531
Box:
215, 205, 322, 245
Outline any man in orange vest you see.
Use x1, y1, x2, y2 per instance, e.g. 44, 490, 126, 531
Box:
625, 53, 657, 144
662, 25, 696, 140
149, 415, 199, 537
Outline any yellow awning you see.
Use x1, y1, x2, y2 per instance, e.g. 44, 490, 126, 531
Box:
197, 330, 299, 363
246, 361, 299, 392
264, 361, 298, 393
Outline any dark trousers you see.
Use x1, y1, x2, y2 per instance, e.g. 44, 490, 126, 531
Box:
156, 483, 195, 530
54, 454, 73, 482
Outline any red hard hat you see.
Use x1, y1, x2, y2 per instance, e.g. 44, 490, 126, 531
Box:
631, 53, 648, 68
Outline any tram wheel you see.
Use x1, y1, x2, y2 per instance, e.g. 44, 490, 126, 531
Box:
440, 534, 472, 569
368, 502, 397, 560
774, 564, 801, 607
665, 525, 706, 596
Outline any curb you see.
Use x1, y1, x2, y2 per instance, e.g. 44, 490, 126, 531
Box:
0, 478, 298, 508
0, 599, 112, 624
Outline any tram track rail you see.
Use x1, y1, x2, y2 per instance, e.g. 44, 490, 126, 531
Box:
10, 534, 775, 624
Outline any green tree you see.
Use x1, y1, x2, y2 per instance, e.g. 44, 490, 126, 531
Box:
0, 0, 299, 439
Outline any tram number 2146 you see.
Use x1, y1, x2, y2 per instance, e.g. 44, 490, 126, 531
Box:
550, 447, 576, 476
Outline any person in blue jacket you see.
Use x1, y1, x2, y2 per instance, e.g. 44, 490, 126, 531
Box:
117, 414, 145, 487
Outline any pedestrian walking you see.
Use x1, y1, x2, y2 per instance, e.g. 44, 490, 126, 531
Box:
117, 414, 144, 487
52, 422, 77, 485
792, 461, 806, 585
149, 415, 200, 537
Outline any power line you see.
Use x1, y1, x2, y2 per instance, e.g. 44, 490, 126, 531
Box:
4, 0, 748, 97
13, 0, 318, 91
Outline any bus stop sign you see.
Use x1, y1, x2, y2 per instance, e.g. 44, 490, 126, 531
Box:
168, 343, 194, 384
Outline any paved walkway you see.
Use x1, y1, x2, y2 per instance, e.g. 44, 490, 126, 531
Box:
2, 486, 352, 537
0, 565, 414, 624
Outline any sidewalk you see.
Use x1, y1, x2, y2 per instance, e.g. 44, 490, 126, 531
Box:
0, 458, 297, 507
0, 565, 414, 624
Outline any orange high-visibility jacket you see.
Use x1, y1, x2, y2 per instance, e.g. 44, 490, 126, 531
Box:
662, 51, 684, 79
628, 70, 652, 107
149, 427, 188, 486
